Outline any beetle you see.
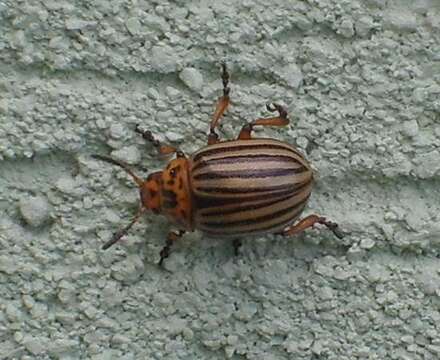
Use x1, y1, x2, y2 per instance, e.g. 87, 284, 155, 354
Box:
93, 63, 343, 265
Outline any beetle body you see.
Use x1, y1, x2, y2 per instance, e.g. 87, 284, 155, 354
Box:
95, 64, 342, 263
142, 138, 313, 237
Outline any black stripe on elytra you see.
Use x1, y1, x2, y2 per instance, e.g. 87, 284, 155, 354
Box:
200, 194, 310, 228
194, 166, 307, 180
203, 204, 307, 235
193, 143, 299, 162
192, 154, 303, 172
200, 192, 296, 217
195, 186, 303, 209
198, 182, 310, 217
196, 182, 305, 194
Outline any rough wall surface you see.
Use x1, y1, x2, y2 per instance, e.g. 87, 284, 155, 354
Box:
1, 0, 440, 359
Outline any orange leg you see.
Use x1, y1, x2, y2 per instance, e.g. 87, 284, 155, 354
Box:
135, 124, 184, 157
282, 215, 344, 239
208, 62, 230, 145
158, 230, 185, 266
238, 103, 289, 140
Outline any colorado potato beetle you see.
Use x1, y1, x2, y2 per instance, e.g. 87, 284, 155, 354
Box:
94, 63, 343, 265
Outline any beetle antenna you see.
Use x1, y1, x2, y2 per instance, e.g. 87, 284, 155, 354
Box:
92, 154, 144, 187
102, 206, 146, 250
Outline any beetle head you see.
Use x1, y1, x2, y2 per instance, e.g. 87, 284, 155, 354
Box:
92, 154, 163, 249
92, 154, 164, 213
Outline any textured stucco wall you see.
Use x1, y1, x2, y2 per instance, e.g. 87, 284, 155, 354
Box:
1, 0, 440, 359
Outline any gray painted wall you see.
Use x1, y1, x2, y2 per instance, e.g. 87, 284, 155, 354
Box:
1, 0, 440, 359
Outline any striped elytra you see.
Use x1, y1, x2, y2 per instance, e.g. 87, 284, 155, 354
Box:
94, 63, 343, 264
190, 138, 313, 236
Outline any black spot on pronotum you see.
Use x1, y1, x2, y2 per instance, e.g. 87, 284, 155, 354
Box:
167, 180, 175, 186
163, 190, 178, 209
149, 189, 158, 198
170, 165, 180, 178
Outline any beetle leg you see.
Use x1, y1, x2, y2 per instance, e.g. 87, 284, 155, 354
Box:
232, 238, 242, 256
282, 215, 344, 239
238, 103, 289, 140
158, 230, 185, 266
208, 62, 230, 145
135, 125, 179, 156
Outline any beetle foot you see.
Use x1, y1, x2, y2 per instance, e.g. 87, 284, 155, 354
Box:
158, 230, 185, 266
316, 217, 344, 239
220, 62, 230, 96
135, 124, 159, 145
266, 103, 287, 119
327, 222, 344, 239
158, 246, 170, 267
232, 238, 242, 256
